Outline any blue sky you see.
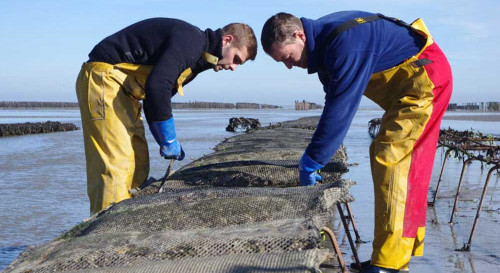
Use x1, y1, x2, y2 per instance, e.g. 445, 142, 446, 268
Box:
0, 0, 498, 106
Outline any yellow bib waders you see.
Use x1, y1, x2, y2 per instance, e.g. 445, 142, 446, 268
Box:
364, 19, 453, 269
76, 52, 219, 214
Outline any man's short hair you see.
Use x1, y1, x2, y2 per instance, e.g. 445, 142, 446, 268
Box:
222, 23, 258, 61
261, 12, 303, 55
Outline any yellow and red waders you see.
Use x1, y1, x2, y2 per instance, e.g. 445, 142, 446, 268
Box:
364, 19, 453, 269
75, 52, 219, 215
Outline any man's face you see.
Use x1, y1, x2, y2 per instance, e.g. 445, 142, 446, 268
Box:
269, 31, 308, 69
214, 35, 249, 72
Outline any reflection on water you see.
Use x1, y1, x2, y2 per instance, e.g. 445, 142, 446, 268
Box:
0, 108, 498, 272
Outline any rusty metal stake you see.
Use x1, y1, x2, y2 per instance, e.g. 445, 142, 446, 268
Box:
461, 164, 499, 251
429, 149, 452, 206
449, 158, 473, 224
337, 203, 361, 270
321, 227, 348, 273
344, 202, 362, 244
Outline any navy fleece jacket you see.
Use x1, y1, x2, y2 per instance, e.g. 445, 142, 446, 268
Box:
88, 18, 223, 122
301, 11, 425, 166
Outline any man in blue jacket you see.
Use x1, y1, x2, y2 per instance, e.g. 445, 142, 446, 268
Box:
76, 18, 257, 214
261, 11, 452, 272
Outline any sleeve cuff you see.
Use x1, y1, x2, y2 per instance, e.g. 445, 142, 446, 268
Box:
299, 152, 324, 172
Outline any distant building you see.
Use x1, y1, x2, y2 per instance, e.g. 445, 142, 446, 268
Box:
295, 100, 322, 110
447, 101, 499, 112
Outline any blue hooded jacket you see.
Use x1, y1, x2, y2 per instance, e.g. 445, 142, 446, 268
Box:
301, 11, 426, 166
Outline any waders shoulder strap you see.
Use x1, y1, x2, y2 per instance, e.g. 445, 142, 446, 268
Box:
325, 13, 415, 45
324, 14, 432, 67
325, 14, 383, 45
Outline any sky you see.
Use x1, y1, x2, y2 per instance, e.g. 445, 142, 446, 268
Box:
0, 0, 499, 107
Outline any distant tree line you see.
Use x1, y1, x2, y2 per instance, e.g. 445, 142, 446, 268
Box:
0, 101, 282, 110
172, 102, 235, 109
172, 101, 281, 109
0, 101, 79, 108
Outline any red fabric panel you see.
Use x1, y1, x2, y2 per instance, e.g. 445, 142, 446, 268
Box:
403, 42, 453, 237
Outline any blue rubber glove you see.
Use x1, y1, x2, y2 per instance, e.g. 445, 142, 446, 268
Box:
298, 152, 323, 186
148, 117, 185, 160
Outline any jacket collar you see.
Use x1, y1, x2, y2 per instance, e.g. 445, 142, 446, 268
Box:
203, 28, 223, 64
301, 17, 325, 74
189, 28, 223, 74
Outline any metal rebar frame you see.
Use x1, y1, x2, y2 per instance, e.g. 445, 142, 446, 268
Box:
337, 203, 361, 269
449, 157, 474, 224
319, 201, 363, 273
344, 202, 362, 243
428, 149, 452, 206
435, 129, 499, 250
460, 163, 500, 251
321, 227, 348, 273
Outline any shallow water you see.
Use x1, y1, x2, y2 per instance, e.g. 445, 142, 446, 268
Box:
0, 108, 499, 272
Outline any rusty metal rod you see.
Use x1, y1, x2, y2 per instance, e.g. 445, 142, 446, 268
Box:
437, 144, 499, 163
461, 164, 500, 251
429, 149, 452, 206
449, 158, 474, 224
337, 203, 361, 269
321, 227, 348, 273
344, 202, 362, 243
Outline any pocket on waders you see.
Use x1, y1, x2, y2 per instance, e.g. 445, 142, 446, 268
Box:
112, 71, 145, 122
113, 70, 146, 101
87, 70, 105, 120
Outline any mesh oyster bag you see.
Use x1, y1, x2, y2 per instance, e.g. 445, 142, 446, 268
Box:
5, 182, 353, 273
139, 126, 348, 195
4, 116, 355, 273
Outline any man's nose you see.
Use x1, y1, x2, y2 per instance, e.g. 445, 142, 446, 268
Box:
229, 64, 238, 71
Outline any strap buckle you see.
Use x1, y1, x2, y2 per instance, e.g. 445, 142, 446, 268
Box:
411, 58, 433, 68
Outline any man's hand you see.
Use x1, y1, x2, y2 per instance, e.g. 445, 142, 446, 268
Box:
149, 117, 185, 161
299, 170, 323, 186
298, 152, 324, 186
160, 139, 185, 160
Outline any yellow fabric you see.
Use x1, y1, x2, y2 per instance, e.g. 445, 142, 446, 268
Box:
412, 226, 426, 256
355, 17, 367, 24
114, 63, 152, 100
363, 19, 435, 270
409, 18, 433, 47
175, 68, 193, 96
76, 62, 150, 214
202, 51, 219, 65
76, 51, 216, 214
175, 51, 218, 96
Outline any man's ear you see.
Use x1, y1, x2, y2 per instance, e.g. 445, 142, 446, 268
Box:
293, 30, 306, 43
222, 35, 234, 46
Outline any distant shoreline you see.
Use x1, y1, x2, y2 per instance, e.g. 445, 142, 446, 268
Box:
0, 101, 283, 110
442, 114, 500, 122
0, 103, 499, 119
0, 107, 80, 110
